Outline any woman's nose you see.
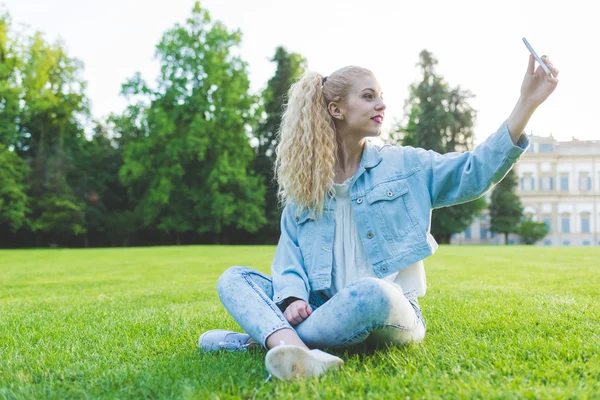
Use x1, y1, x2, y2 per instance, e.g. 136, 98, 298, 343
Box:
376, 101, 386, 111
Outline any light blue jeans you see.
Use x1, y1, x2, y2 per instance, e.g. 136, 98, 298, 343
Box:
217, 266, 426, 349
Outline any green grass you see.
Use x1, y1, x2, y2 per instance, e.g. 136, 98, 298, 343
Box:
1, 245, 599, 399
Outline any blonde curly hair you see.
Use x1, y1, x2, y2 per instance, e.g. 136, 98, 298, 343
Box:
274, 66, 374, 218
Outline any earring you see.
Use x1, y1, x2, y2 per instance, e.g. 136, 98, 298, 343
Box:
339, 115, 344, 120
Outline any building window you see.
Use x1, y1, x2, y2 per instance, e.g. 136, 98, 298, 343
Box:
539, 176, 554, 191
581, 214, 591, 233
579, 172, 592, 192
480, 226, 488, 239
523, 173, 534, 191
465, 227, 471, 239
538, 143, 554, 153
544, 239, 552, 246
561, 215, 570, 233
583, 240, 590, 246
563, 240, 570, 246
560, 173, 569, 191
543, 216, 552, 232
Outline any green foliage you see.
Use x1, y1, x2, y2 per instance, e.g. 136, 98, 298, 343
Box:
115, 2, 266, 241
392, 50, 481, 243
489, 169, 524, 243
29, 192, 85, 238
1, 246, 599, 397
431, 198, 487, 243
0, 144, 29, 231
0, 8, 89, 244
0, 11, 23, 148
519, 218, 549, 244
69, 121, 134, 246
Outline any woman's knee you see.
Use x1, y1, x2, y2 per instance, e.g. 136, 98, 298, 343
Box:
347, 278, 413, 323
216, 266, 252, 296
349, 277, 395, 303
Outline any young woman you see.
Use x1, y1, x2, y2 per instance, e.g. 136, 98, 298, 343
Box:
199, 54, 559, 381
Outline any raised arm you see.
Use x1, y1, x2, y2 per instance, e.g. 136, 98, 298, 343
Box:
411, 54, 559, 209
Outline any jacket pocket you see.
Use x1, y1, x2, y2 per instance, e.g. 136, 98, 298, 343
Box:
366, 179, 416, 240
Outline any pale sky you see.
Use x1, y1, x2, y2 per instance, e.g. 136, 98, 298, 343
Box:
3, 0, 598, 145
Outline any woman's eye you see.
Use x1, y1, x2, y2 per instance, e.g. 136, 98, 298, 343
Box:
364, 94, 373, 99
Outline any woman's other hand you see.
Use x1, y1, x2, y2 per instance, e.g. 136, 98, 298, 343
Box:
284, 299, 312, 326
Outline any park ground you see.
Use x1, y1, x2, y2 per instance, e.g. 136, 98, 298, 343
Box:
1, 245, 599, 399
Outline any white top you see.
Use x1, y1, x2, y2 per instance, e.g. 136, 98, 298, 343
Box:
321, 177, 427, 300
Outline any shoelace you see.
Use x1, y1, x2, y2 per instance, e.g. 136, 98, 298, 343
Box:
218, 340, 253, 352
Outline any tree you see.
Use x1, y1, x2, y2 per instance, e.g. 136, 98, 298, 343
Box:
519, 218, 549, 244
0, 12, 29, 233
0, 7, 90, 246
489, 168, 523, 244
20, 33, 88, 245
0, 10, 23, 149
392, 50, 484, 244
252, 46, 306, 242
69, 121, 135, 247
115, 2, 266, 244
0, 144, 29, 232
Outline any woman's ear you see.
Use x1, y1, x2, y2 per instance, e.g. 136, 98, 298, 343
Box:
328, 102, 345, 121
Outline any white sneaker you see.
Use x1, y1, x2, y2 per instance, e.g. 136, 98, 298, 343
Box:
198, 329, 257, 352
265, 344, 344, 381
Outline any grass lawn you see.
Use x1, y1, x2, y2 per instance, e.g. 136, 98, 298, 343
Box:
1, 245, 599, 399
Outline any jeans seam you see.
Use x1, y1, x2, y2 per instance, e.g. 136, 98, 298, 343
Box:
409, 299, 426, 328
260, 323, 291, 348
241, 271, 287, 325
336, 309, 427, 348
335, 322, 410, 348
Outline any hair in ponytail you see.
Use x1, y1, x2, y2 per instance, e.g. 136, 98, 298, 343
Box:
274, 66, 374, 217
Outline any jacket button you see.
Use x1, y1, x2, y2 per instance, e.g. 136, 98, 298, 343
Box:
357, 198, 363, 204
387, 191, 393, 197
382, 266, 388, 272
295, 216, 299, 222
367, 231, 374, 239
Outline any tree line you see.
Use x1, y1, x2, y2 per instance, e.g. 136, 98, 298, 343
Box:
0, 3, 545, 248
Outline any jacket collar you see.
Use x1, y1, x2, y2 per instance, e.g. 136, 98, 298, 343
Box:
360, 138, 383, 169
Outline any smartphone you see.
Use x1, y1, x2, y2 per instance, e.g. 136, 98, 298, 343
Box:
522, 37, 552, 76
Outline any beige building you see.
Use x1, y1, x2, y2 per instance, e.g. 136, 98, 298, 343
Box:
451, 134, 600, 246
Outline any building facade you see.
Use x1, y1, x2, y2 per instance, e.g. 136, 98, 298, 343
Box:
451, 134, 600, 246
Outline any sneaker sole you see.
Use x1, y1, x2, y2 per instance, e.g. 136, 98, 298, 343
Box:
265, 345, 343, 381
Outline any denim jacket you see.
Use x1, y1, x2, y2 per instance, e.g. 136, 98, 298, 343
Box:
270, 121, 529, 306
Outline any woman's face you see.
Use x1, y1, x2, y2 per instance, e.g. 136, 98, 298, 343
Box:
337, 74, 386, 138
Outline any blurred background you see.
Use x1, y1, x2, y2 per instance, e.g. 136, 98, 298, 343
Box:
1, 0, 598, 248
